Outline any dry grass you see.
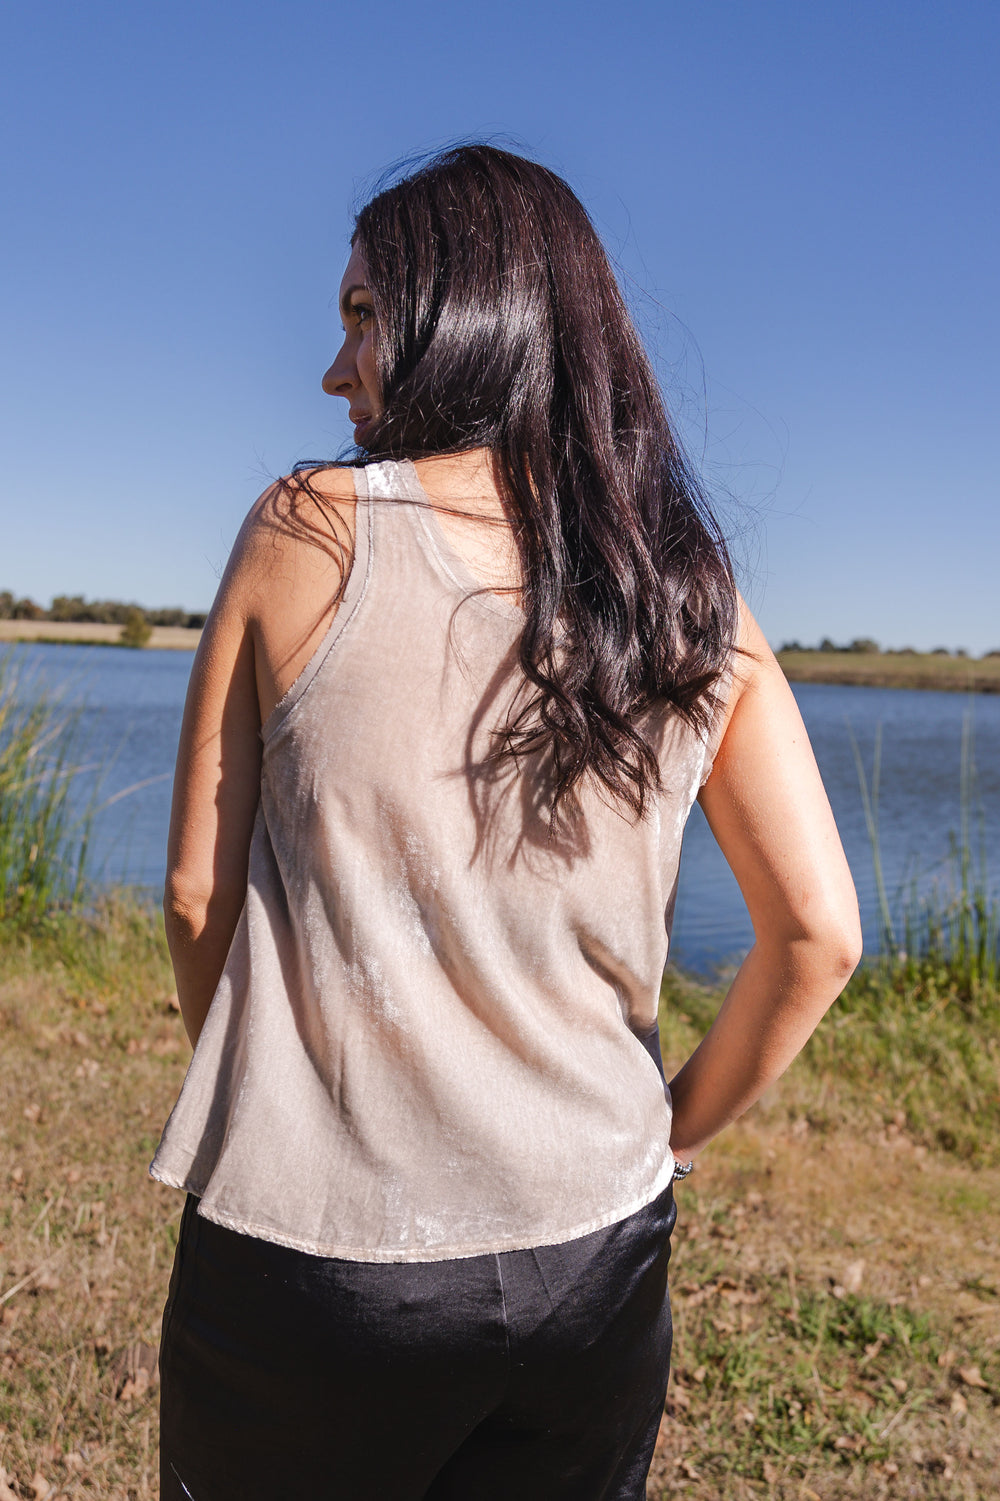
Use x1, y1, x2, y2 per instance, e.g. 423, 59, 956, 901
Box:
0, 902, 184, 1499
648, 1120, 999, 1499
0, 906, 997, 1499
647, 971, 1000, 1499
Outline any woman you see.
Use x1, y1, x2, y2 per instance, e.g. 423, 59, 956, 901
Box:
153, 145, 861, 1499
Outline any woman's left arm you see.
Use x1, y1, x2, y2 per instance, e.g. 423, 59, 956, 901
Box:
666, 604, 863, 1161
163, 527, 264, 1048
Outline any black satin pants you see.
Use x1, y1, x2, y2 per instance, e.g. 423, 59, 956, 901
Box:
159, 1185, 676, 1500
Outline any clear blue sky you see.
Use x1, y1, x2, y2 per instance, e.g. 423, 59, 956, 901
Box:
2, 0, 997, 650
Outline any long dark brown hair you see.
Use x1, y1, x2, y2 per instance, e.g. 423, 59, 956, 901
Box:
309, 144, 737, 821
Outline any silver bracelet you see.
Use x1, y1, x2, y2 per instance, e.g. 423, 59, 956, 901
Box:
671, 1157, 694, 1181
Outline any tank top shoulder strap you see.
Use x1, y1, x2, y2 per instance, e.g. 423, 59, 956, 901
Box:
358, 457, 465, 596
360, 456, 418, 503
259, 466, 373, 741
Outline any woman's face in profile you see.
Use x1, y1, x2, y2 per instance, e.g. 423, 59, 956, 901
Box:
322, 244, 381, 445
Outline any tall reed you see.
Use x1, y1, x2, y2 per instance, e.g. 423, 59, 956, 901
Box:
850, 708, 999, 996
0, 654, 92, 928
847, 721, 896, 957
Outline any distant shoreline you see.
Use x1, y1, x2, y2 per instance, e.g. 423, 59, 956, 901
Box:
0, 620, 201, 651
2, 625, 997, 692
776, 650, 1000, 695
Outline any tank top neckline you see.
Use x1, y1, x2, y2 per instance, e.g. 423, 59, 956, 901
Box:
260, 458, 518, 746
392, 458, 523, 621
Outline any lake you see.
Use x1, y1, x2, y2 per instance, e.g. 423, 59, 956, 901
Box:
7, 643, 1000, 975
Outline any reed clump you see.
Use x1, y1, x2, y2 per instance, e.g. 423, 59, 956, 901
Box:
0, 656, 92, 931
849, 712, 998, 1000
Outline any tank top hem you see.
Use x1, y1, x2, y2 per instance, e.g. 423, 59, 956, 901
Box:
148, 1149, 678, 1263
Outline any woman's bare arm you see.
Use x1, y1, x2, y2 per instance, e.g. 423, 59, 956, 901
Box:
668, 605, 863, 1161
163, 535, 263, 1047
164, 471, 357, 1046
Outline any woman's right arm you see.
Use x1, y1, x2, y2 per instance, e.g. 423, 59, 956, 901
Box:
164, 469, 357, 1047
163, 515, 265, 1048
667, 605, 863, 1162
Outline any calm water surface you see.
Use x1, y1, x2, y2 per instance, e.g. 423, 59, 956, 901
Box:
9, 644, 1000, 975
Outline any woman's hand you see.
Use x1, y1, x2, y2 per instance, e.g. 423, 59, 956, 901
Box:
667, 602, 863, 1161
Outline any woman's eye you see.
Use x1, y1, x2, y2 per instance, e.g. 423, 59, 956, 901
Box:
353, 304, 374, 325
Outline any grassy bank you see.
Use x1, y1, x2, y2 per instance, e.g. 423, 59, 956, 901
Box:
777, 650, 1000, 694
0, 908, 997, 1500
1, 669, 996, 1498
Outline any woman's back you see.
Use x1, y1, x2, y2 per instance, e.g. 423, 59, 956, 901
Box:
247, 451, 524, 725
151, 456, 717, 1260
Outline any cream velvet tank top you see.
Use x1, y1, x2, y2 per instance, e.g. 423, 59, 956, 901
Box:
150, 459, 723, 1261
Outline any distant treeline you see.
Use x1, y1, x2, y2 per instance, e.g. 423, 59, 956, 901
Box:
778, 637, 1000, 660
0, 591, 207, 630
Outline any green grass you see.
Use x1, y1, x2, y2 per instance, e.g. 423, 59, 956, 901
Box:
3, 907, 998, 1500
0, 897, 181, 1498
657, 1242, 995, 1497
676, 1283, 945, 1462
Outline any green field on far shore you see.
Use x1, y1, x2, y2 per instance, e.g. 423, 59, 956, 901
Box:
776, 651, 1000, 694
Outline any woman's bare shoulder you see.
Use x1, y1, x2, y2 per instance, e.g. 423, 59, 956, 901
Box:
217, 468, 359, 716
284, 464, 359, 510
243, 465, 357, 539
225, 466, 358, 604
706, 594, 777, 746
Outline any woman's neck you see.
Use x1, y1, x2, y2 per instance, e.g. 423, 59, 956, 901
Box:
410, 449, 522, 596
410, 449, 508, 521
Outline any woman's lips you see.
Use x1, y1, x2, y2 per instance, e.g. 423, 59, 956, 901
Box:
351, 413, 373, 441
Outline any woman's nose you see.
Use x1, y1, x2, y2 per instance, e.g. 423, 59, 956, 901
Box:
322, 344, 355, 397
